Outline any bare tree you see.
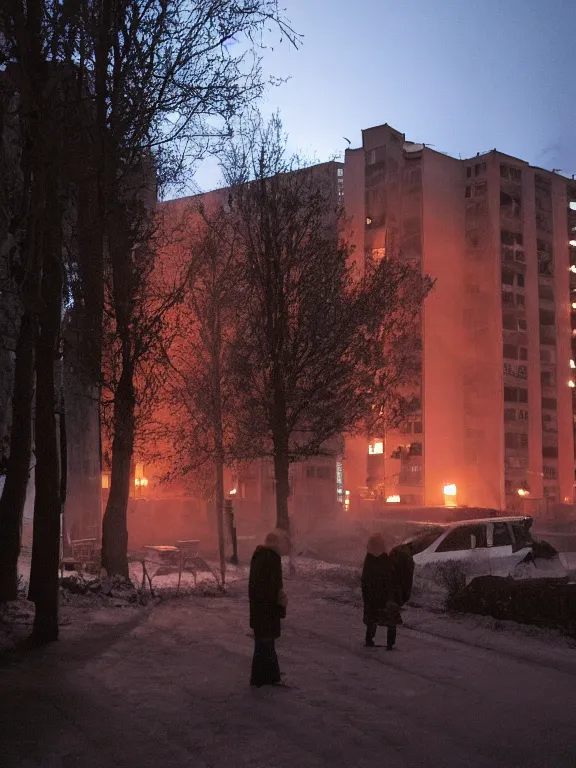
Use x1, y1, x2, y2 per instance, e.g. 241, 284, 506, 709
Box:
85, 0, 297, 578
160, 201, 243, 584
221, 116, 432, 532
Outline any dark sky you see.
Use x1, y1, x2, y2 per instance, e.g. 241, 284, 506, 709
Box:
190, 0, 575, 193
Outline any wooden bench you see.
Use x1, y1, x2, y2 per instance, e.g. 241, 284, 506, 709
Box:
65, 538, 100, 575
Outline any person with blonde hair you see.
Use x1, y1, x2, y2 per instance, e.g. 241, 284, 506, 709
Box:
248, 531, 289, 686
361, 533, 402, 649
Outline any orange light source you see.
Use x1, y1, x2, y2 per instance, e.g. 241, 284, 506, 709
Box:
229, 488, 237, 495
569, 381, 575, 388
368, 441, 384, 455
443, 483, 457, 507
386, 495, 401, 503
517, 488, 529, 497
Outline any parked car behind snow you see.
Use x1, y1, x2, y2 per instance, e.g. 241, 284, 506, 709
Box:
401, 516, 555, 578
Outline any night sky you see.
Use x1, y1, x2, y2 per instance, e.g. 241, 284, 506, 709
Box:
188, 0, 574, 193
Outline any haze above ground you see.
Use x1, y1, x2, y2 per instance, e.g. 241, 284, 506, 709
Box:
180, 0, 575, 197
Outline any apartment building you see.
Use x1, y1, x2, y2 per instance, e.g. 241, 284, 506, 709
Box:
343, 123, 575, 515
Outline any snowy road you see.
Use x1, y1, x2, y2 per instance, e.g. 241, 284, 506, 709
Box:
1, 568, 575, 768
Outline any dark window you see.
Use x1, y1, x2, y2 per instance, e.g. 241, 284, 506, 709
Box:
504, 387, 518, 402
517, 273, 525, 288
516, 294, 525, 308
518, 388, 528, 403
502, 270, 515, 286
466, 166, 472, 178
404, 527, 445, 556
541, 371, 554, 387
409, 442, 422, 457
502, 314, 517, 330
518, 318, 527, 331
436, 525, 487, 553
538, 284, 554, 301
539, 309, 555, 326
413, 421, 423, 434
519, 347, 528, 361
465, 186, 471, 198
543, 466, 558, 480
543, 446, 559, 459
501, 230, 523, 246
520, 433, 528, 448
504, 408, 516, 421
542, 397, 557, 410
492, 522, 512, 547
503, 344, 518, 359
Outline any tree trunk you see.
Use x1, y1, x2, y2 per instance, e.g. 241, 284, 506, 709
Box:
28, 239, 63, 644
272, 428, 290, 532
211, 310, 226, 585
101, 364, 134, 580
0, 310, 36, 602
215, 452, 226, 585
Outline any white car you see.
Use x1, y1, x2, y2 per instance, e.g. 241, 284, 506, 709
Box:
403, 516, 539, 578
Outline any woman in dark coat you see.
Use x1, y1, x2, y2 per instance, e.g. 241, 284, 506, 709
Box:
361, 533, 402, 649
248, 532, 288, 686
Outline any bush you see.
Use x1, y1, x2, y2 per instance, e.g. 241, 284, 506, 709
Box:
434, 561, 469, 601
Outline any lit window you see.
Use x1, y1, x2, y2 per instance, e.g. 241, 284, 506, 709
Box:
571, 265, 576, 273
571, 360, 576, 369
570, 202, 576, 211
368, 441, 384, 455
366, 217, 373, 226
386, 495, 401, 503
443, 483, 457, 496
337, 168, 344, 177
572, 302, 576, 309
569, 381, 575, 388
570, 240, 576, 247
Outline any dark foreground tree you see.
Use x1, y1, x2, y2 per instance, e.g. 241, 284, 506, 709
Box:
222, 116, 432, 531
90, 0, 296, 578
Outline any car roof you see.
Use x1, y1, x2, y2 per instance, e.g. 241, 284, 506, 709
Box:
448, 515, 532, 525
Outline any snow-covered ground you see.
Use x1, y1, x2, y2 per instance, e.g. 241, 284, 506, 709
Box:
1, 557, 576, 768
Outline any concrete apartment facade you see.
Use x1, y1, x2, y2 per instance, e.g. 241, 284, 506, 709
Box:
343, 123, 575, 516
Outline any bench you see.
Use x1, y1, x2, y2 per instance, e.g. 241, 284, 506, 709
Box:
63, 538, 100, 575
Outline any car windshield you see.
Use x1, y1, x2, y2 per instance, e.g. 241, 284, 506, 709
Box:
402, 526, 445, 555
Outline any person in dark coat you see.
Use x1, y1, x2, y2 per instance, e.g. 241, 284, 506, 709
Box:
361, 533, 401, 649
248, 531, 288, 687
389, 543, 415, 607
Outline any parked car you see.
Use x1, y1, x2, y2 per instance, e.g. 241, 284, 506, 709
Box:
402, 516, 540, 578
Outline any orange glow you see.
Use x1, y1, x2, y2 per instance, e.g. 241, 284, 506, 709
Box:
571, 360, 575, 369
517, 488, 529, 497
101, 473, 109, 489
229, 488, 237, 495
368, 441, 384, 455
572, 302, 576, 309
386, 494, 401, 503
569, 381, 575, 388
443, 483, 457, 496
570, 240, 576, 247
135, 477, 148, 487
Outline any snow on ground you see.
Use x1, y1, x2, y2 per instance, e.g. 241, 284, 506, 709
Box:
2, 556, 576, 767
